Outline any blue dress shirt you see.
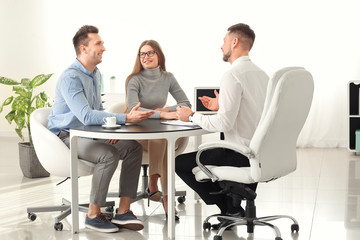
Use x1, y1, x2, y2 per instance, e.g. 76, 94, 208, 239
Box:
47, 59, 126, 135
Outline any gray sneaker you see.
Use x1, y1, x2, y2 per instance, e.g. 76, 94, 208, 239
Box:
85, 213, 119, 233
111, 210, 144, 231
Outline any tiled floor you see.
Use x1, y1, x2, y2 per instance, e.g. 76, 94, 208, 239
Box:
0, 137, 360, 240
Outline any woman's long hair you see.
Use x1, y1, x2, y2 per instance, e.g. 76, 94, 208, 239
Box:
124, 40, 166, 112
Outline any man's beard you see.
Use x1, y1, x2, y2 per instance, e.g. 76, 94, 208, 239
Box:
222, 50, 231, 62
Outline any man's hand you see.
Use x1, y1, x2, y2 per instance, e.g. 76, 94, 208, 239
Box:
126, 102, 154, 123
176, 106, 193, 122
198, 89, 219, 111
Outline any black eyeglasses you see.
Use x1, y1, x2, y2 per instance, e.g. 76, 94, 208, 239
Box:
139, 50, 156, 58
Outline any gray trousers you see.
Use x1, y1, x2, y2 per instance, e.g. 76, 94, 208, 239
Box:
59, 131, 142, 206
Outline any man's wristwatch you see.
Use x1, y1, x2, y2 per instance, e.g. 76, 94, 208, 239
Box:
188, 112, 195, 122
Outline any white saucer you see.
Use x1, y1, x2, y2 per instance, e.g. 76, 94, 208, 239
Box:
102, 124, 121, 129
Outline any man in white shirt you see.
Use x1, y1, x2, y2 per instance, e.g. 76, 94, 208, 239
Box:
176, 23, 269, 228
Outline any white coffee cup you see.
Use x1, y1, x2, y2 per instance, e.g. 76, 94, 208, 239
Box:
103, 116, 116, 126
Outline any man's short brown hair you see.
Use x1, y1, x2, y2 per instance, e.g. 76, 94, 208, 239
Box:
72, 25, 99, 56
228, 23, 255, 51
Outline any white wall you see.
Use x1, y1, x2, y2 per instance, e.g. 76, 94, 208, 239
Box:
1, 0, 359, 147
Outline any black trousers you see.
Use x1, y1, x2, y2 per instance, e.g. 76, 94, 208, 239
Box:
175, 148, 257, 214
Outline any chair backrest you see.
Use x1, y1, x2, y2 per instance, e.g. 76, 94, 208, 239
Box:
259, 67, 305, 124
30, 108, 95, 177
105, 102, 127, 114
249, 68, 314, 182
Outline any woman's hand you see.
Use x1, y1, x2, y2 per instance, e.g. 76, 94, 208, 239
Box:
108, 139, 118, 144
160, 111, 177, 120
155, 107, 170, 112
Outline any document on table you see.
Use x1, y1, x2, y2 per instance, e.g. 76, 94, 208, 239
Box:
161, 120, 199, 127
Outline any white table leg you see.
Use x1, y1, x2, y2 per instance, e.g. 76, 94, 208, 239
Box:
194, 135, 202, 150
167, 137, 176, 239
70, 134, 79, 234
193, 135, 202, 201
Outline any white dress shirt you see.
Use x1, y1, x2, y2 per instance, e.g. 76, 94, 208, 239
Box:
192, 56, 269, 146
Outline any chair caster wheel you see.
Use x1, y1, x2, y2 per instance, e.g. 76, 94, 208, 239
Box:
275, 237, 283, 240
203, 222, 211, 230
28, 213, 37, 221
177, 196, 186, 204
105, 206, 114, 212
54, 222, 63, 231
214, 235, 222, 240
291, 223, 299, 232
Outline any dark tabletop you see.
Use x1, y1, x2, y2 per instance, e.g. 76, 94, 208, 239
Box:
72, 119, 202, 134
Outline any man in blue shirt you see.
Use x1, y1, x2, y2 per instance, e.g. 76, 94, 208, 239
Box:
48, 25, 154, 233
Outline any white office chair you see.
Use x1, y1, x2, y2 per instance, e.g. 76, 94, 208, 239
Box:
192, 67, 314, 240
106, 102, 188, 203
27, 108, 115, 231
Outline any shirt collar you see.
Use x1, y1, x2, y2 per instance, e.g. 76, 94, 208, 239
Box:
232, 56, 251, 65
74, 58, 98, 76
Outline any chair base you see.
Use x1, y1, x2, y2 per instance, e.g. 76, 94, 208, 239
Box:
27, 198, 115, 231
202, 199, 299, 240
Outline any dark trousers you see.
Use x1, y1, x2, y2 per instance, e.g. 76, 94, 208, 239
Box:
175, 148, 257, 214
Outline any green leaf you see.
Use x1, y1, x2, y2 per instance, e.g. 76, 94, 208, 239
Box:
15, 128, 24, 141
13, 85, 23, 91
13, 86, 30, 98
14, 111, 25, 129
0, 96, 14, 113
35, 96, 45, 108
12, 96, 27, 111
39, 92, 48, 101
28, 106, 36, 116
5, 110, 15, 124
31, 73, 53, 88
0, 76, 20, 85
21, 78, 31, 89
3, 96, 14, 106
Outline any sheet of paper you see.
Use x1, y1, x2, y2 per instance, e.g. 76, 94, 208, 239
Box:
160, 120, 199, 127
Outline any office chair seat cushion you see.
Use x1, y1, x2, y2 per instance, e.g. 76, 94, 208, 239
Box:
31, 107, 96, 177
192, 165, 255, 184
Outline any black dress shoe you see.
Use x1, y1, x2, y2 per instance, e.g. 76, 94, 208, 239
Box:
212, 208, 245, 230
211, 220, 233, 231
162, 198, 180, 221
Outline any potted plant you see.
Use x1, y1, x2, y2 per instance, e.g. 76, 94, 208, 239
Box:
0, 74, 53, 178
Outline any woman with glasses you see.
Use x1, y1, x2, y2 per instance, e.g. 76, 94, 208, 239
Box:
125, 40, 191, 220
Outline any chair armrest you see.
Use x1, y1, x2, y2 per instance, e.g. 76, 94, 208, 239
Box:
195, 140, 254, 182
198, 140, 254, 158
